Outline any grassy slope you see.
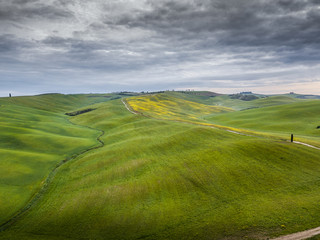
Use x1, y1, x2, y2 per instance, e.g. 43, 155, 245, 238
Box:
165, 91, 221, 106
207, 100, 320, 138
126, 93, 308, 140
0, 94, 109, 225
165, 92, 319, 145
209, 95, 304, 111
127, 93, 232, 122
2, 98, 320, 239
166, 91, 304, 111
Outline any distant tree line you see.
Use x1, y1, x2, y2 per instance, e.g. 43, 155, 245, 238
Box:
230, 94, 259, 101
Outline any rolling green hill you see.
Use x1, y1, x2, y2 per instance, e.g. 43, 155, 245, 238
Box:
159, 91, 320, 145
1, 93, 320, 239
207, 100, 320, 137
214, 95, 304, 111
0, 94, 110, 226
165, 91, 304, 111
127, 93, 233, 123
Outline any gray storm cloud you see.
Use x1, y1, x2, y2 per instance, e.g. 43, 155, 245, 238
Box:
0, 0, 320, 96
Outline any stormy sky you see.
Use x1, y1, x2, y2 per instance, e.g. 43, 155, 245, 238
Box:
1, 0, 320, 96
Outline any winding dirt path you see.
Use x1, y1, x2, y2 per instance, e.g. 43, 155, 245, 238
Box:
121, 99, 137, 115
226, 129, 254, 137
293, 141, 320, 150
0, 119, 105, 232
272, 226, 320, 240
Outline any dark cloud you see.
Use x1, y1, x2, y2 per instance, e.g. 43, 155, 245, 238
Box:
0, 1, 71, 21
0, 34, 35, 59
0, 0, 320, 96
116, 0, 320, 50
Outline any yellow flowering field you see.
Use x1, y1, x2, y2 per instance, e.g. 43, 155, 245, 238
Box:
127, 93, 233, 122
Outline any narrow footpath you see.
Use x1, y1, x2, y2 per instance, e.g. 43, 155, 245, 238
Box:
121, 99, 137, 115
293, 141, 320, 150
272, 226, 320, 240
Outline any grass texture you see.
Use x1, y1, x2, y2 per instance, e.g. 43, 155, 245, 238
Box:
127, 93, 232, 122
0, 94, 109, 225
1, 96, 320, 239
166, 91, 304, 111
207, 100, 320, 137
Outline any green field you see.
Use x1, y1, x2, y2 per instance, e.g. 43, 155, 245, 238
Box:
127, 93, 233, 122
1, 92, 320, 239
206, 99, 320, 138
0, 94, 111, 225
166, 91, 304, 110
156, 92, 320, 145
